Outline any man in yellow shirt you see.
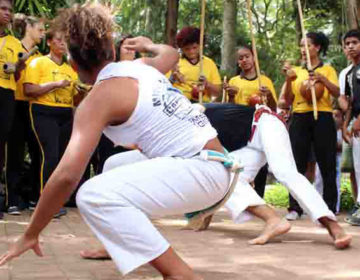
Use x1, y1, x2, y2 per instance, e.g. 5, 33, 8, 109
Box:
0, 0, 23, 215
168, 26, 221, 103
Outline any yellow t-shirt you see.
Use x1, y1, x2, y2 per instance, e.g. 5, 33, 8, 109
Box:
15, 48, 42, 101
24, 56, 78, 108
0, 35, 23, 91
170, 55, 221, 102
228, 74, 277, 105
291, 64, 339, 113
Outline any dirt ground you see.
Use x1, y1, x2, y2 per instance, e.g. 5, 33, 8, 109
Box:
0, 208, 359, 280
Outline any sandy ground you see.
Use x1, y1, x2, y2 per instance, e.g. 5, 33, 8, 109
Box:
0, 208, 359, 280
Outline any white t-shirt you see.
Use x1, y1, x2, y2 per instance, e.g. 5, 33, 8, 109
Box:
339, 64, 353, 95
96, 61, 217, 159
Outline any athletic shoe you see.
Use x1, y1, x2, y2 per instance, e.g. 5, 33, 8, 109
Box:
349, 202, 360, 215
344, 208, 360, 226
8, 206, 21, 215
285, 211, 300, 221
53, 208, 67, 219
28, 201, 37, 211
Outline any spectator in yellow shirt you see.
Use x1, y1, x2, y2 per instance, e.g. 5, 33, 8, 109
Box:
6, 14, 45, 215
169, 26, 221, 103
24, 28, 78, 218
280, 32, 340, 220
0, 0, 23, 205
224, 45, 277, 111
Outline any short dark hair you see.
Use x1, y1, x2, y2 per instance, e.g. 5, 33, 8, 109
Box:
343, 29, 360, 43
53, 3, 114, 70
176, 26, 202, 48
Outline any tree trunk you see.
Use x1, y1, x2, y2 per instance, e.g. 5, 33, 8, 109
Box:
292, 0, 302, 44
221, 0, 237, 76
347, 0, 359, 29
165, 0, 179, 46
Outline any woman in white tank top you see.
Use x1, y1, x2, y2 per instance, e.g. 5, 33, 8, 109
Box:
0, 4, 229, 279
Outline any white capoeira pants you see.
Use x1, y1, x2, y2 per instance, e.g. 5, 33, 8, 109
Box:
76, 152, 230, 275
225, 113, 336, 223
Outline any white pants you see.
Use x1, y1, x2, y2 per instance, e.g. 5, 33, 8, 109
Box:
352, 136, 360, 203
76, 153, 230, 275
225, 113, 336, 223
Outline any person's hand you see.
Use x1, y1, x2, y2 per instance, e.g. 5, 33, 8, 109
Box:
172, 69, 185, 84
312, 72, 326, 84
122, 36, 153, 53
259, 86, 272, 99
0, 234, 43, 266
282, 61, 297, 82
198, 75, 208, 90
352, 117, 360, 138
223, 82, 238, 96
57, 80, 71, 88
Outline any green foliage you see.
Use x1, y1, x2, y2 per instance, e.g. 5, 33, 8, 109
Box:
264, 183, 289, 208
340, 177, 355, 212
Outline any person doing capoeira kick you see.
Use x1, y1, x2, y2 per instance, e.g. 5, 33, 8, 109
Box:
80, 101, 352, 260
0, 4, 240, 280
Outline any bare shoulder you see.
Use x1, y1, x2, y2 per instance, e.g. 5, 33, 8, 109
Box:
77, 77, 139, 126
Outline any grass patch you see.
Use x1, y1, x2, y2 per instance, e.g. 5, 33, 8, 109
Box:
263, 177, 355, 211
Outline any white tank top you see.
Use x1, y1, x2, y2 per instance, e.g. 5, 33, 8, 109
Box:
96, 61, 217, 158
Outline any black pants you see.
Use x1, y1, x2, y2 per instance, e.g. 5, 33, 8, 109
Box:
288, 112, 337, 214
254, 164, 268, 197
0, 88, 15, 176
30, 104, 73, 192
6, 101, 40, 207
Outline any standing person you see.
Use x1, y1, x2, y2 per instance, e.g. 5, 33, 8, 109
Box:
24, 28, 78, 218
224, 45, 277, 110
281, 32, 340, 220
314, 109, 343, 214
224, 45, 278, 196
168, 26, 221, 103
0, 0, 23, 218
0, 5, 235, 279
341, 29, 360, 225
6, 14, 45, 215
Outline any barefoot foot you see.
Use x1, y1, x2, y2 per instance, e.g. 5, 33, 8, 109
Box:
334, 233, 352, 250
80, 248, 111, 260
248, 218, 291, 245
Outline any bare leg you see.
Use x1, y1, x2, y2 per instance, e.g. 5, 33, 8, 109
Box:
150, 248, 203, 280
80, 247, 110, 260
318, 217, 352, 249
246, 205, 291, 245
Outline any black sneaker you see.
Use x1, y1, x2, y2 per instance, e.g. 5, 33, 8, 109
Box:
349, 202, 360, 215
8, 206, 21, 215
53, 208, 67, 219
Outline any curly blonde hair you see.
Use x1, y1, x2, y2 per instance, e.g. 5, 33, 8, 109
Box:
54, 3, 114, 70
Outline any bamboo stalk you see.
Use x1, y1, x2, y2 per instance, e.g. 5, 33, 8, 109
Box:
296, 0, 318, 120
198, 0, 206, 104
246, 0, 267, 105
222, 76, 227, 103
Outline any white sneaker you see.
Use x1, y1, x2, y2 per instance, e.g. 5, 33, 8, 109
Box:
286, 211, 300, 221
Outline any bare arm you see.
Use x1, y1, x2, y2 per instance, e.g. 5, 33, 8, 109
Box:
0, 77, 138, 265
314, 73, 340, 98
124, 36, 179, 74
24, 80, 70, 97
